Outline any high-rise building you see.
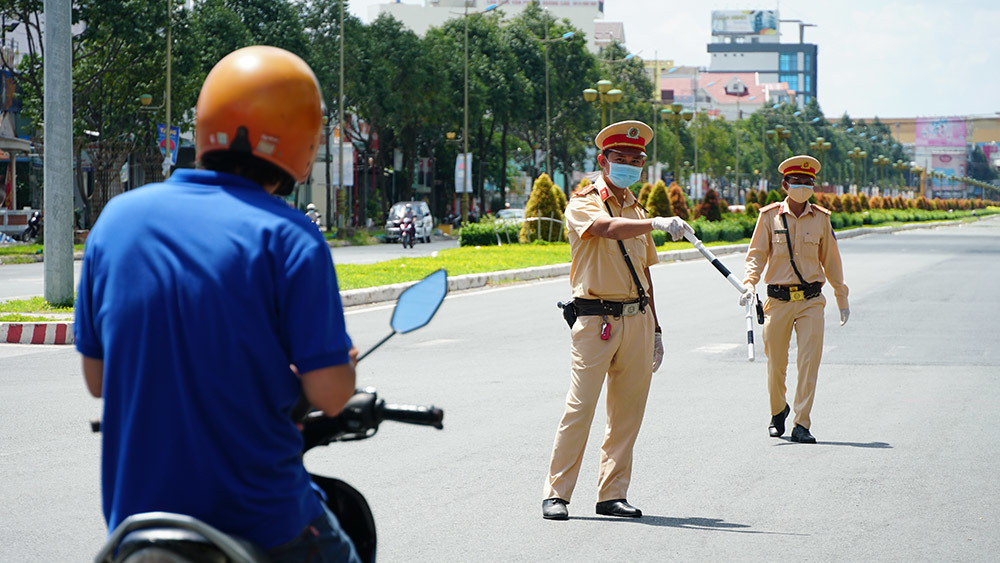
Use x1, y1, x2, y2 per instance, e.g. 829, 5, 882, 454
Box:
706, 10, 817, 107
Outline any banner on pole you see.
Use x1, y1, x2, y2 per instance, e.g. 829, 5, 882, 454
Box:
157, 124, 180, 165
455, 153, 473, 193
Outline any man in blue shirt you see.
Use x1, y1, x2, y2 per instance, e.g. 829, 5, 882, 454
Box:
76, 46, 360, 561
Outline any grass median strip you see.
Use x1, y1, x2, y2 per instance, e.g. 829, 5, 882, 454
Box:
333, 239, 713, 290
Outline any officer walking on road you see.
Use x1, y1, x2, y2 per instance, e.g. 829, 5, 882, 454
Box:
542, 120, 692, 520
740, 155, 850, 444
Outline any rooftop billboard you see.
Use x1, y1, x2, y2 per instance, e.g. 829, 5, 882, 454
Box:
711, 10, 778, 36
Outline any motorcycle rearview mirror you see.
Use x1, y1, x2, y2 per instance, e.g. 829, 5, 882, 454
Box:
356, 269, 448, 362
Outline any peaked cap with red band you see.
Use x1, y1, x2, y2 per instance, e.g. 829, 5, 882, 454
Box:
778, 155, 822, 178
595, 120, 653, 156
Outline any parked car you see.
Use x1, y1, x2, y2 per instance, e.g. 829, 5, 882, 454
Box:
385, 201, 433, 243
495, 208, 525, 224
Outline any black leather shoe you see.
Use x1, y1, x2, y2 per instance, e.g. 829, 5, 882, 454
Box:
542, 498, 569, 520
595, 499, 642, 518
769, 403, 791, 437
790, 424, 816, 444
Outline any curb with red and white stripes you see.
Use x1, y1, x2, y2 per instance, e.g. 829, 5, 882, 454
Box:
0, 322, 74, 345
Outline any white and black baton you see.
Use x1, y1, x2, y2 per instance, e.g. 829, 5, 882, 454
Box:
682, 230, 759, 362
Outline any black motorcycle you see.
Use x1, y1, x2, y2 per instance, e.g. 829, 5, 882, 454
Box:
93, 269, 450, 563
18, 210, 42, 242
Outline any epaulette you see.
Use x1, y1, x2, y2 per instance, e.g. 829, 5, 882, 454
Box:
812, 204, 831, 215
759, 201, 781, 213
572, 184, 599, 198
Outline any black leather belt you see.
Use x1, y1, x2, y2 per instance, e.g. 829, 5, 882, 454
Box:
767, 282, 823, 302
574, 297, 644, 317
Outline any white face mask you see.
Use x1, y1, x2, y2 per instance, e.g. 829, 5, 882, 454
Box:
787, 184, 814, 203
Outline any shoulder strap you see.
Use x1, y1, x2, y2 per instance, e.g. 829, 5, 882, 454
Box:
780, 212, 808, 285
603, 200, 648, 310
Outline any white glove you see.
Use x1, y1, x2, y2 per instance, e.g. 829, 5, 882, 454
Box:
652, 332, 664, 372
739, 283, 755, 307
650, 216, 693, 241
840, 308, 850, 326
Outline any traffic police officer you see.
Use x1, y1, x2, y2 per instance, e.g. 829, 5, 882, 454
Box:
740, 155, 850, 444
542, 120, 692, 520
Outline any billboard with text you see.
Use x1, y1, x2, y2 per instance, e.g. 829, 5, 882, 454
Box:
711, 10, 778, 36
915, 117, 967, 147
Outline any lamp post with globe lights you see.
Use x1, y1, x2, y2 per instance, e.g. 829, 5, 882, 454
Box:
582, 80, 624, 130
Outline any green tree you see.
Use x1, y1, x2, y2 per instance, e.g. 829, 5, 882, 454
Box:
520, 173, 565, 242
645, 180, 672, 217
697, 189, 723, 221
668, 184, 691, 220
636, 182, 652, 208
551, 181, 567, 211
968, 146, 998, 183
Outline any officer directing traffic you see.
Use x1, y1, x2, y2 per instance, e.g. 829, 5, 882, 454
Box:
740, 155, 850, 444
542, 120, 692, 520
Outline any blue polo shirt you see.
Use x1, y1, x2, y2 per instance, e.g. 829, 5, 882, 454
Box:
75, 169, 352, 549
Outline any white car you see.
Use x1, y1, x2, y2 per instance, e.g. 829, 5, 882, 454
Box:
495, 208, 525, 223
385, 201, 433, 243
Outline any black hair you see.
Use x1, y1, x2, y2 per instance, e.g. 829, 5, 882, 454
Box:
198, 126, 295, 195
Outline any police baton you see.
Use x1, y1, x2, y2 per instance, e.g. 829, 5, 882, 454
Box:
682, 230, 758, 362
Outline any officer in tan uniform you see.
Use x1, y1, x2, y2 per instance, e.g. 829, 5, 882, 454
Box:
542, 120, 692, 520
740, 155, 850, 444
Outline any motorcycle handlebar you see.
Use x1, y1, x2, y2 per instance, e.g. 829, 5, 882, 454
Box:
380, 403, 444, 430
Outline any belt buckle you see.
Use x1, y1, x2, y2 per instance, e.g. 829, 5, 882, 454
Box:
622, 302, 640, 316
789, 286, 805, 302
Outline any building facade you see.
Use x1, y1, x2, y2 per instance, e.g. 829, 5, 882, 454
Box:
706, 10, 817, 107
369, 0, 613, 53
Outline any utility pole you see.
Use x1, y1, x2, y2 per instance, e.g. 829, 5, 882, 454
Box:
337, 0, 346, 231
163, 0, 172, 178
43, 0, 73, 305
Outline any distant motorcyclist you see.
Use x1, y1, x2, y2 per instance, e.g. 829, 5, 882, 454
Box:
306, 202, 322, 227
19, 210, 42, 242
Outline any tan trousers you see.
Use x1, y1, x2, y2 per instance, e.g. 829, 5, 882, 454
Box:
544, 311, 654, 503
762, 293, 826, 429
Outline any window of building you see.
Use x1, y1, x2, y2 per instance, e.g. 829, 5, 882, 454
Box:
779, 53, 797, 71
780, 73, 799, 91
804, 74, 812, 93
804, 53, 812, 71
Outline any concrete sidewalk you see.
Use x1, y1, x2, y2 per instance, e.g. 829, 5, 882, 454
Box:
0, 219, 977, 345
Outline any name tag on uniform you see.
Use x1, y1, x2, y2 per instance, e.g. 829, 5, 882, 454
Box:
775, 229, 788, 234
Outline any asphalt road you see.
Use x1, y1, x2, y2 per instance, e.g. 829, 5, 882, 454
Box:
2, 219, 998, 561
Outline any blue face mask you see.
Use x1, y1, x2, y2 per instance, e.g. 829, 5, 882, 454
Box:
606, 162, 643, 188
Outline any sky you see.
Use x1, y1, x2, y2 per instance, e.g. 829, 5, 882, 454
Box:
348, 0, 1000, 121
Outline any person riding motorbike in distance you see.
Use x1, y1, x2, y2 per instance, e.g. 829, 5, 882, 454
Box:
306, 202, 322, 227
75, 46, 361, 562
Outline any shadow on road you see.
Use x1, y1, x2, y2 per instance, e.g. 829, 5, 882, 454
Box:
571, 515, 808, 536
773, 439, 893, 449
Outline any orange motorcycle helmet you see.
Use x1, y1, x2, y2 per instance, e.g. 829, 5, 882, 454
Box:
195, 46, 323, 185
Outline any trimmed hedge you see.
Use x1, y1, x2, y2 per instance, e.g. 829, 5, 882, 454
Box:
458, 219, 520, 246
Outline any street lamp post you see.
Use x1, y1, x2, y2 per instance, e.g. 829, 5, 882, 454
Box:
765, 125, 792, 184
582, 79, 622, 130
847, 147, 866, 190
660, 102, 693, 185
911, 165, 925, 196
808, 136, 831, 186
873, 155, 890, 195
540, 24, 575, 177
892, 159, 907, 192
457, 1, 503, 223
